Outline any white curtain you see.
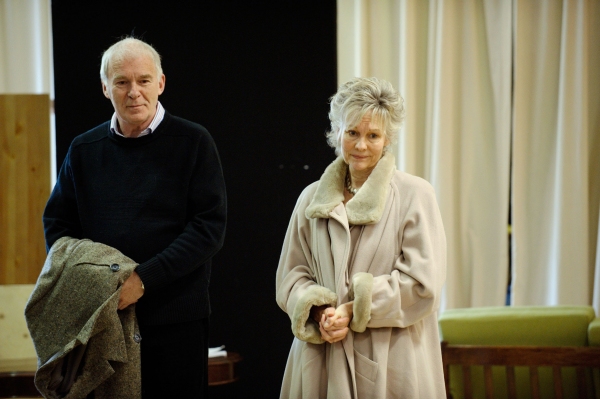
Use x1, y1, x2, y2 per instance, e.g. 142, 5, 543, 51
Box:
337, 0, 600, 314
338, 0, 512, 310
511, 0, 599, 307
593, 1, 600, 316
0, 0, 53, 94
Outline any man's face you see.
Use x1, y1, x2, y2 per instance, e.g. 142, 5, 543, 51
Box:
102, 55, 165, 137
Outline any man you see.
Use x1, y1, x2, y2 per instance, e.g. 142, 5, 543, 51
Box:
43, 37, 227, 398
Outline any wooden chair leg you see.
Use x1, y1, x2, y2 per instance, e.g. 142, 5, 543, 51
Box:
483, 365, 494, 399
575, 367, 587, 398
529, 367, 540, 399
462, 365, 473, 399
443, 364, 451, 398
553, 366, 563, 399
506, 366, 517, 399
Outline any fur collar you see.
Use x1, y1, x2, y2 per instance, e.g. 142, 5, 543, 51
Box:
305, 152, 396, 225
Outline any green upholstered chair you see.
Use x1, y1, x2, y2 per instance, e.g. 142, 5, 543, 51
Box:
589, 318, 600, 347
439, 306, 597, 399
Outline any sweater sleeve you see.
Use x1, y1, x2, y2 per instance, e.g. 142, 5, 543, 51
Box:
366, 178, 446, 329
43, 148, 83, 251
134, 131, 227, 290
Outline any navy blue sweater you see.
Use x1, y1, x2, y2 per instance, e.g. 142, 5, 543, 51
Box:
43, 112, 227, 326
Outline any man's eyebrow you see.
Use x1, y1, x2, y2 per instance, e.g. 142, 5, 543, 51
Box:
112, 74, 154, 80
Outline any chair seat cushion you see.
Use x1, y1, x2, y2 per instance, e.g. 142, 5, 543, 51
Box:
439, 305, 595, 346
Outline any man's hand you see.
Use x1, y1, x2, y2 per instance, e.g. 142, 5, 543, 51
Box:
118, 271, 144, 310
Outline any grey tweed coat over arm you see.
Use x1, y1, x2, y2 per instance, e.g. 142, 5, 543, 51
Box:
25, 237, 141, 399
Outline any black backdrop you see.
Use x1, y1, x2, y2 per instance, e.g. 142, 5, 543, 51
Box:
51, 1, 337, 397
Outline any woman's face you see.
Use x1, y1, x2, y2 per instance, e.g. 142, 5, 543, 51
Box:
342, 112, 389, 175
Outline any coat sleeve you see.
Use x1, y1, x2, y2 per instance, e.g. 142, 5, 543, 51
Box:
359, 177, 447, 329
276, 186, 338, 344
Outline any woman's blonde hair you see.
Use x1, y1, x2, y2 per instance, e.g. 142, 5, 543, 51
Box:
326, 77, 405, 156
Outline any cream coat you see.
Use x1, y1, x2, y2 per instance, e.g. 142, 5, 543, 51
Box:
276, 153, 447, 398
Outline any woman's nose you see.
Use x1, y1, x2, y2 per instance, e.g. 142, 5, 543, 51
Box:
355, 136, 367, 150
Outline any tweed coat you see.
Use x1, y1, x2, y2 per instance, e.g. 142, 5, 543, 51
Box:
25, 237, 141, 399
276, 153, 447, 398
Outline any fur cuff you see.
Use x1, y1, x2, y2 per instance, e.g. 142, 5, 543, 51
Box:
292, 285, 338, 344
349, 272, 373, 333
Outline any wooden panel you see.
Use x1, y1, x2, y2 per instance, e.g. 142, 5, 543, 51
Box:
0, 285, 37, 360
0, 95, 50, 284
442, 344, 600, 367
0, 353, 244, 396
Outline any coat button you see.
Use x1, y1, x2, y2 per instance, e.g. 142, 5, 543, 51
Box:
133, 333, 142, 343
110, 264, 120, 272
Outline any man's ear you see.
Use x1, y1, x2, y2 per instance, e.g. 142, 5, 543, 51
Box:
102, 81, 110, 99
158, 74, 166, 95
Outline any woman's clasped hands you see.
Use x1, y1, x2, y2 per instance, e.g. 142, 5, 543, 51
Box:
311, 302, 354, 343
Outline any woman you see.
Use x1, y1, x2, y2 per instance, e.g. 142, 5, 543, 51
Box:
276, 77, 447, 398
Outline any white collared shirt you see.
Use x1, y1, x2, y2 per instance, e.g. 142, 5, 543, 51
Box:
110, 102, 165, 137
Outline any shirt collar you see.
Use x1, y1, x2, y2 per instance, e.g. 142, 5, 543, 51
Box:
110, 102, 165, 138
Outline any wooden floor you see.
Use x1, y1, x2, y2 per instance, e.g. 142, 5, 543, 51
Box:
0, 357, 39, 398
0, 354, 242, 398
